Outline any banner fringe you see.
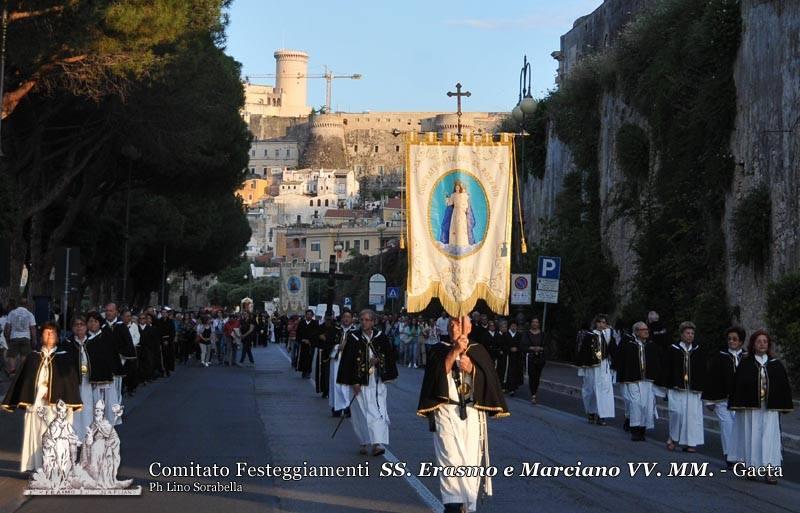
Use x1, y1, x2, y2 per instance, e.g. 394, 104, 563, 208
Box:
407, 281, 509, 317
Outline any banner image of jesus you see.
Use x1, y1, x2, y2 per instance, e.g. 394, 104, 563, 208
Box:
440, 181, 476, 247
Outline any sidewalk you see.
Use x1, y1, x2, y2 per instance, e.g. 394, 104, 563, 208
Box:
537, 360, 800, 453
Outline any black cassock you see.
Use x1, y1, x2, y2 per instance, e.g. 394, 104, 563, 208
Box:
575, 329, 617, 369
296, 319, 318, 376
483, 330, 501, 367
156, 317, 176, 373
496, 331, 523, 392
314, 323, 336, 396
728, 355, 793, 411
337, 329, 398, 385
417, 342, 508, 418
138, 324, 161, 382
102, 318, 135, 378
2, 348, 82, 411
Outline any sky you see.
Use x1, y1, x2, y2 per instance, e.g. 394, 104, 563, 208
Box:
224, 0, 604, 113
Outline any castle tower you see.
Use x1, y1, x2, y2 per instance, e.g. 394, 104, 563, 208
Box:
299, 114, 347, 169
274, 49, 311, 117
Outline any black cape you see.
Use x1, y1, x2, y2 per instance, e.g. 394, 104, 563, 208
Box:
728, 355, 793, 412
656, 342, 706, 392
575, 329, 616, 368
615, 336, 661, 383
703, 350, 746, 402
84, 330, 118, 384
103, 319, 136, 377
314, 323, 336, 395
337, 329, 398, 385
2, 349, 83, 411
417, 342, 509, 418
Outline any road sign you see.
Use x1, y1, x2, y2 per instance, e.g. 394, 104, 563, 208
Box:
510, 273, 532, 305
343, 297, 352, 309
536, 256, 561, 304
387, 287, 401, 300
369, 274, 386, 306
535, 289, 559, 303
537, 256, 561, 279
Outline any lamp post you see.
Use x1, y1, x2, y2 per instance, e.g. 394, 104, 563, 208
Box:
512, 55, 538, 262
512, 56, 538, 320
120, 143, 140, 304
377, 226, 386, 274
334, 239, 343, 273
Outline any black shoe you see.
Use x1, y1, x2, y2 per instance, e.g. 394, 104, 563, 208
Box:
443, 503, 464, 513
596, 418, 608, 426
322, 393, 328, 399
623, 418, 630, 432
332, 408, 341, 418
587, 414, 597, 424
344, 408, 351, 418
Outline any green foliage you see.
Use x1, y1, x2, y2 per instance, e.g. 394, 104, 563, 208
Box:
610, 123, 651, 225
765, 273, 800, 389
535, 0, 741, 348
207, 282, 235, 306
732, 184, 771, 272
338, 248, 408, 312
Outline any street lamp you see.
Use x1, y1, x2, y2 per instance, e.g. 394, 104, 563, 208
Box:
334, 239, 344, 273
512, 55, 537, 259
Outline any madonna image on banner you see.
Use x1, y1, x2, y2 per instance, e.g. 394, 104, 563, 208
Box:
429, 170, 489, 258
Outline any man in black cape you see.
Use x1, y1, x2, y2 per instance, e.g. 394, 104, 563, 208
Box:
296, 309, 318, 379
417, 316, 508, 513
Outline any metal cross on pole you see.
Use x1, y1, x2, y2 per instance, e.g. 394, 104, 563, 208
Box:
301, 255, 353, 317
446, 82, 471, 140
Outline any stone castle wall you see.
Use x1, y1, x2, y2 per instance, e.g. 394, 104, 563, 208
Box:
524, 0, 800, 333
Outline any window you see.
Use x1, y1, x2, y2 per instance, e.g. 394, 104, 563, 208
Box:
314, 210, 318, 217
374, 145, 379, 152
309, 200, 313, 206
250, 168, 255, 174
264, 149, 268, 156
248, 194, 252, 200
251, 182, 256, 189
345, 240, 351, 250
324, 199, 329, 206
251, 150, 255, 157
317, 199, 321, 206
396, 145, 400, 152
285, 149, 291, 157
354, 145, 358, 153
310, 241, 320, 252
296, 215, 301, 224
364, 239, 370, 250
275, 149, 280, 157
354, 240, 361, 253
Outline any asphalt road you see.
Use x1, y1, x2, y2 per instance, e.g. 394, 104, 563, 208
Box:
1, 344, 798, 513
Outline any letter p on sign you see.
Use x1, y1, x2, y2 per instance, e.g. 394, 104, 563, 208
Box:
537, 256, 561, 280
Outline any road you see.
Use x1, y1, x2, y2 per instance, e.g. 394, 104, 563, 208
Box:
1, 344, 798, 513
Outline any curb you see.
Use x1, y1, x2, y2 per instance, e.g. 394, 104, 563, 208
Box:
538, 378, 800, 453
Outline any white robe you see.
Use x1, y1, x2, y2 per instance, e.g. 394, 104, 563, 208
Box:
732, 354, 783, 466
667, 388, 704, 446
72, 339, 94, 441
624, 381, 657, 429
350, 343, 390, 445
329, 327, 354, 411
21, 348, 73, 472
434, 371, 482, 512
92, 383, 122, 427
446, 191, 471, 247
579, 358, 615, 419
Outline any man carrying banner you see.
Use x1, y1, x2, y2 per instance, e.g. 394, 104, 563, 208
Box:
337, 309, 397, 456
329, 310, 355, 417
418, 316, 508, 513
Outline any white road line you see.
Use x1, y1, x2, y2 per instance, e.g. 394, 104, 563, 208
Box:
276, 345, 443, 513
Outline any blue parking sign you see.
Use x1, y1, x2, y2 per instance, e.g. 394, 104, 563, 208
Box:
537, 256, 561, 280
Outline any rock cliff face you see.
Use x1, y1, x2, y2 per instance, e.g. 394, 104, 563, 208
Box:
725, 0, 800, 330
524, 0, 800, 333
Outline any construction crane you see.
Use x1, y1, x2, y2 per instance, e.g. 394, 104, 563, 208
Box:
246, 66, 362, 113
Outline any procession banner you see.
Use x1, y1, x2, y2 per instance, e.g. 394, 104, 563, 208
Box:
406, 133, 514, 316
279, 262, 308, 313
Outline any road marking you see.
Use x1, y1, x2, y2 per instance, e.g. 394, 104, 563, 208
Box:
276, 345, 443, 513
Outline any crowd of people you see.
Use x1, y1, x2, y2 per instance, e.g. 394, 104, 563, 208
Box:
0, 297, 794, 510
574, 312, 793, 485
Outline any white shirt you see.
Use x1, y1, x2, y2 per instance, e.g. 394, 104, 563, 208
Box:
435, 317, 449, 336
128, 323, 141, 347
7, 307, 36, 339
0, 315, 7, 348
